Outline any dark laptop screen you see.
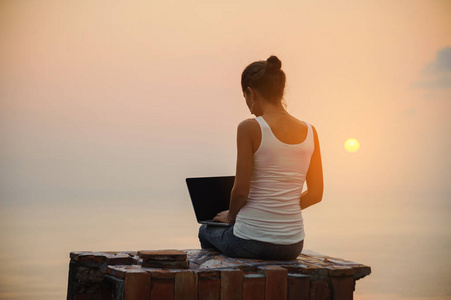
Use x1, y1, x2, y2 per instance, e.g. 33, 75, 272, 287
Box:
186, 176, 235, 222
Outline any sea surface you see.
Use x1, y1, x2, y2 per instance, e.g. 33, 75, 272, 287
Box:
0, 190, 450, 299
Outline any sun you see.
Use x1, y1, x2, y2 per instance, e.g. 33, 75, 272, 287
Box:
344, 138, 360, 153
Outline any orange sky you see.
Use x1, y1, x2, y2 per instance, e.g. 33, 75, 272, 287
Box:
0, 1, 450, 299
1, 0, 450, 199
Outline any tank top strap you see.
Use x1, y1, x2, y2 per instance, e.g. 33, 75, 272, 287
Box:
255, 116, 269, 129
303, 121, 313, 144
254, 116, 272, 146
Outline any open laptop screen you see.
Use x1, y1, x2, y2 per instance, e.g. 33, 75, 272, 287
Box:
186, 176, 234, 224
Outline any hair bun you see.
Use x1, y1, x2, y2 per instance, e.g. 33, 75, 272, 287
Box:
266, 55, 282, 71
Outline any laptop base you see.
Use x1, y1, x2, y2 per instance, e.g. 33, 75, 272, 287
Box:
200, 220, 233, 227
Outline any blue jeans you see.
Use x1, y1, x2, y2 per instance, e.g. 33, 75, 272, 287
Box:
198, 224, 303, 260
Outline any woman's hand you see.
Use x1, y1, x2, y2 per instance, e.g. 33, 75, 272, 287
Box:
213, 210, 232, 223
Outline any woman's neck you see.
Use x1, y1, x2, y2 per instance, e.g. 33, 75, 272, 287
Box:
260, 100, 286, 116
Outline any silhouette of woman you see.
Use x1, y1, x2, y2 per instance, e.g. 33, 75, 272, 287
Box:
198, 55, 323, 260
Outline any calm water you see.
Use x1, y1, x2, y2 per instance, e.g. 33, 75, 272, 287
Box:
0, 190, 450, 299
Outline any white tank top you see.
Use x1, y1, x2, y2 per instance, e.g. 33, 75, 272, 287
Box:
233, 116, 315, 244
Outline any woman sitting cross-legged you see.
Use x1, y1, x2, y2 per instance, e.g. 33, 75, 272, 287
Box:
198, 55, 323, 260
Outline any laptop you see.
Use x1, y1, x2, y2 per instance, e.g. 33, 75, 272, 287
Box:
186, 176, 235, 226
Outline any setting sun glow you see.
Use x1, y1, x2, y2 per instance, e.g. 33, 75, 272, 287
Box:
344, 138, 360, 153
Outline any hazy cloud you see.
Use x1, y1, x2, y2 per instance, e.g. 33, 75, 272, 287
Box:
415, 47, 451, 89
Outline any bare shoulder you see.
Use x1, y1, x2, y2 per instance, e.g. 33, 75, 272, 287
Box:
308, 123, 320, 146
297, 117, 319, 141
310, 123, 319, 135
297, 117, 318, 137
237, 118, 259, 135
288, 114, 309, 130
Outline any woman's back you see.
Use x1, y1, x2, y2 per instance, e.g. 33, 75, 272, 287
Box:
233, 115, 315, 245
260, 113, 309, 145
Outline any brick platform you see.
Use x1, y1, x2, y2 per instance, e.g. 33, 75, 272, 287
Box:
67, 249, 371, 300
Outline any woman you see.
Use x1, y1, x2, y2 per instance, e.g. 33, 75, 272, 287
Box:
198, 55, 323, 260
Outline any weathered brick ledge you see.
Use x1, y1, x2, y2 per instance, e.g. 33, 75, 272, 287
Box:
67, 249, 371, 300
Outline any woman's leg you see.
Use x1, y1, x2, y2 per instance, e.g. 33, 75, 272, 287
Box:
198, 225, 254, 258
198, 224, 232, 253
198, 224, 304, 260
198, 224, 215, 249
225, 230, 304, 260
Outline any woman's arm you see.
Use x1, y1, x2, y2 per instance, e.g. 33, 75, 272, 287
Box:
214, 119, 256, 223
300, 125, 324, 210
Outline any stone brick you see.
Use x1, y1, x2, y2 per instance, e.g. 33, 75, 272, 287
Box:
288, 273, 310, 300
310, 280, 331, 300
105, 253, 134, 266
196, 254, 250, 271
197, 270, 220, 300
150, 280, 174, 299
105, 275, 125, 300
108, 265, 143, 279
141, 260, 189, 269
76, 265, 105, 284
71, 286, 112, 300
124, 270, 151, 300
242, 273, 265, 300
101, 251, 137, 256
150, 269, 177, 279
76, 252, 107, 264
70, 251, 85, 260
174, 270, 197, 300
73, 294, 95, 300
328, 266, 354, 277
286, 264, 329, 281
72, 251, 107, 267
183, 249, 214, 263
350, 266, 372, 280
150, 269, 175, 300
259, 266, 288, 300
331, 276, 354, 300
197, 270, 220, 280
100, 288, 113, 300
138, 250, 187, 261
220, 269, 243, 300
